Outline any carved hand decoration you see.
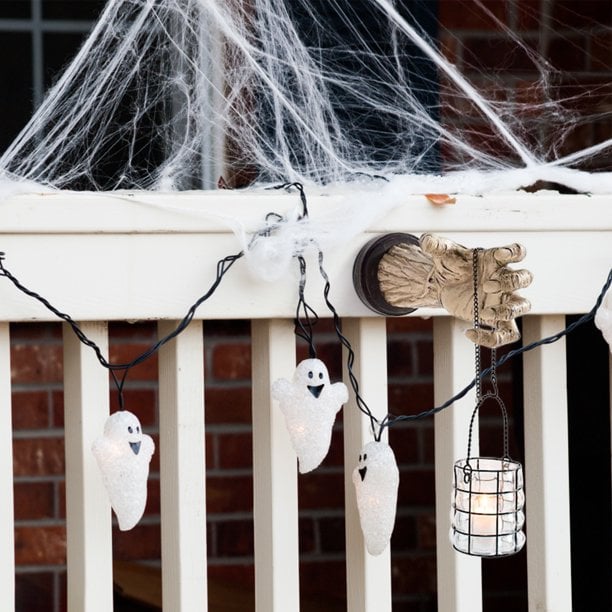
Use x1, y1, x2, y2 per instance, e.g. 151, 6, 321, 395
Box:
376, 233, 533, 348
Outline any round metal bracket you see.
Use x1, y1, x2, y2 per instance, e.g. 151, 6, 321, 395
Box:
352, 232, 420, 316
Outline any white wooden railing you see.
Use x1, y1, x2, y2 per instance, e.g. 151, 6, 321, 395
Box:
0, 190, 611, 611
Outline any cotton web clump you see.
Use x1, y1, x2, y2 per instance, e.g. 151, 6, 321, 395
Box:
0, 0, 611, 197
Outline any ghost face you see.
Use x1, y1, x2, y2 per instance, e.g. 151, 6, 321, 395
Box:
293, 358, 330, 399
103, 411, 145, 456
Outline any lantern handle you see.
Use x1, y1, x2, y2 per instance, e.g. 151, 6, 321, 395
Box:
464, 391, 511, 470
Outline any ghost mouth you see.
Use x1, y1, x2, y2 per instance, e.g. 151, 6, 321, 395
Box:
129, 441, 141, 455
359, 467, 367, 481
307, 384, 324, 398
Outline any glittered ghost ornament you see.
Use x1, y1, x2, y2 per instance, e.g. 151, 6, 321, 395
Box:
594, 287, 612, 351
272, 358, 348, 473
352, 440, 399, 556
92, 411, 155, 531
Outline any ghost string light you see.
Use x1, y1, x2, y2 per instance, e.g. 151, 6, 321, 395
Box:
272, 245, 349, 473
0, 250, 243, 529
92, 410, 155, 530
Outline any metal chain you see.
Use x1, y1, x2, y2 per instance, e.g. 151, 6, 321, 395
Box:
473, 248, 483, 402
465, 248, 511, 480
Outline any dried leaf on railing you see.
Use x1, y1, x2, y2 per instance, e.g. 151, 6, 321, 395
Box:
425, 193, 456, 205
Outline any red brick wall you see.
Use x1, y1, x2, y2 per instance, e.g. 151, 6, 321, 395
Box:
438, 0, 612, 172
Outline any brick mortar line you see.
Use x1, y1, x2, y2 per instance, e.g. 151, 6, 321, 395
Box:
15, 518, 67, 527
13, 429, 65, 438
14, 475, 65, 483
205, 423, 252, 434
12, 382, 63, 392
206, 557, 254, 567
205, 380, 252, 389
15, 566, 66, 574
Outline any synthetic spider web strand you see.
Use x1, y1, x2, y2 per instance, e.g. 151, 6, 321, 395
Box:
379, 266, 612, 432
0, 250, 243, 405
316, 249, 382, 441
0, 0, 610, 194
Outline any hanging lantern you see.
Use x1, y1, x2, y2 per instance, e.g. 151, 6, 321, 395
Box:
92, 410, 155, 531
273, 358, 348, 473
450, 248, 526, 557
450, 457, 525, 557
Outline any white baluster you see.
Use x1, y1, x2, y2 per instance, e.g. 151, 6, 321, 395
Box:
251, 319, 299, 611
158, 320, 208, 611
63, 322, 113, 612
433, 317, 482, 612
342, 317, 392, 612
523, 315, 572, 610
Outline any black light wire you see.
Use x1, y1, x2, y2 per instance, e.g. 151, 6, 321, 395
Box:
294, 255, 318, 359
317, 249, 381, 439
0, 250, 243, 408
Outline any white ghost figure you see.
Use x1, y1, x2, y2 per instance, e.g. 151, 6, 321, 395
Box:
352, 440, 399, 556
92, 410, 155, 531
272, 358, 348, 473
594, 288, 612, 351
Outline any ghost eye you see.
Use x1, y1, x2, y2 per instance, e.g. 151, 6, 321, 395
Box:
318, 372, 323, 379
308, 371, 313, 379
364, 453, 367, 461
358, 454, 362, 461
128, 426, 133, 434
137, 426, 140, 433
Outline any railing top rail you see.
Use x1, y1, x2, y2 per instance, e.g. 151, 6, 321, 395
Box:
1, 189, 610, 234
0, 190, 610, 322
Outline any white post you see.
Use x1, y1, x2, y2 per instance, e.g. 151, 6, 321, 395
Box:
158, 320, 208, 611
433, 317, 482, 612
251, 319, 299, 611
0, 323, 14, 609
523, 315, 572, 610
63, 322, 113, 612
342, 317, 392, 612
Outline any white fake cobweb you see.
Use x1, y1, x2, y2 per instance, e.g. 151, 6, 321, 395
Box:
0, 0, 611, 198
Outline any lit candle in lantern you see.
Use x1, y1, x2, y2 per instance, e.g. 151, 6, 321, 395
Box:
471, 492, 498, 536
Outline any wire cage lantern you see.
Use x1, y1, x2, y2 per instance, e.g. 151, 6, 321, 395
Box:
450, 455, 525, 557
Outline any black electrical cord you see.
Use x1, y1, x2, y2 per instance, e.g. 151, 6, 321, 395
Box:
0, 250, 243, 407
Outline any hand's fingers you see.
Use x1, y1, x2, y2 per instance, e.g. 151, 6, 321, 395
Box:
481, 296, 531, 322
465, 320, 521, 348
419, 232, 469, 258
490, 243, 526, 265
483, 268, 533, 293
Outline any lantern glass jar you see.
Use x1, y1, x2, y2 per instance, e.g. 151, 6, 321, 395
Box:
450, 457, 526, 557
